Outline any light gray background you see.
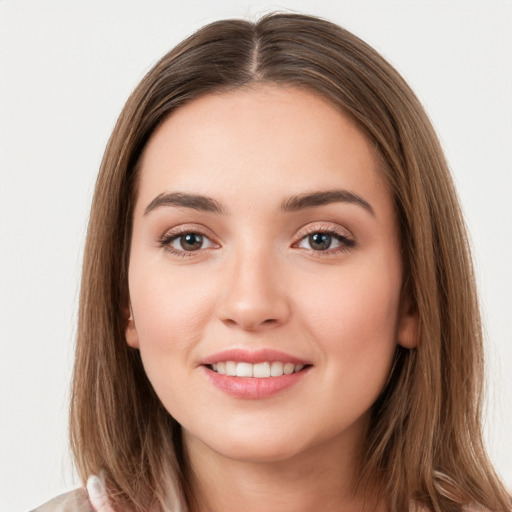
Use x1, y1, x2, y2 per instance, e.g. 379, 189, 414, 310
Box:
1, 1, 511, 510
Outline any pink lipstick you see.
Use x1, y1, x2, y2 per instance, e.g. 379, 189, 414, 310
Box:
201, 348, 311, 399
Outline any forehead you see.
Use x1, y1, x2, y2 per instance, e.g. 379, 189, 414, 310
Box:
135, 84, 390, 214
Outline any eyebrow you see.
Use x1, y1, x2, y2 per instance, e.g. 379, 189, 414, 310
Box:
144, 192, 225, 215
280, 189, 375, 216
144, 188, 374, 217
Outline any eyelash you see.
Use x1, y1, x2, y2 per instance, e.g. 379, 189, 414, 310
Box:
158, 224, 356, 258
293, 225, 356, 256
158, 227, 218, 258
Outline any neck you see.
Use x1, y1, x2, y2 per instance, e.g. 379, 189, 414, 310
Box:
183, 429, 386, 512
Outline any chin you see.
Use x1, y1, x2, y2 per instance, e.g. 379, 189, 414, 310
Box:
220, 445, 308, 465
226, 440, 303, 464
185, 424, 313, 464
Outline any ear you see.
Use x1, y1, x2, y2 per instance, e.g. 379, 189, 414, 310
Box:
124, 304, 140, 349
397, 298, 419, 349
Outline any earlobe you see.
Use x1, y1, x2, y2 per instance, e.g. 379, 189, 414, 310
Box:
125, 305, 140, 349
397, 311, 419, 348
397, 297, 419, 349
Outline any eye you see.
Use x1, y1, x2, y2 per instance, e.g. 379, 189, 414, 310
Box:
160, 230, 217, 255
294, 226, 356, 254
301, 233, 335, 251
174, 233, 207, 251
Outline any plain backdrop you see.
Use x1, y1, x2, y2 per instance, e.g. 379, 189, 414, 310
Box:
0, 1, 511, 510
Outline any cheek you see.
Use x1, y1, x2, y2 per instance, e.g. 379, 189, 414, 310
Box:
301, 267, 401, 425
128, 269, 217, 419
298, 260, 401, 369
128, 264, 216, 365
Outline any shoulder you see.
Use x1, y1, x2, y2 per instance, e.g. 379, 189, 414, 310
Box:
30, 488, 92, 512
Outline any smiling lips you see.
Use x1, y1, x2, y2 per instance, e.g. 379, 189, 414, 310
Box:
202, 349, 311, 399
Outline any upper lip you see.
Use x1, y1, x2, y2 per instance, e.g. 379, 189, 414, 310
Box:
201, 348, 310, 366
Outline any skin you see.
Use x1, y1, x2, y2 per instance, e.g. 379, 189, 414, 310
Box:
125, 84, 418, 512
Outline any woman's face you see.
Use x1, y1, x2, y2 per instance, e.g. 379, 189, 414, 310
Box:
126, 85, 417, 464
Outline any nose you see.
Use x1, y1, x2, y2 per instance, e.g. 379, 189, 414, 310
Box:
217, 248, 291, 332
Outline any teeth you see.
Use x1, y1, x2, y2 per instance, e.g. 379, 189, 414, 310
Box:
283, 363, 294, 375
236, 362, 253, 377
211, 361, 306, 377
253, 362, 270, 378
270, 361, 283, 377
226, 361, 237, 376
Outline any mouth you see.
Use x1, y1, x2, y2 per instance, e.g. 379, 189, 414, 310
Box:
201, 349, 312, 399
207, 361, 307, 378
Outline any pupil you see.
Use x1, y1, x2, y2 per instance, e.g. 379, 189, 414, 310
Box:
309, 233, 331, 250
181, 233, 203, 250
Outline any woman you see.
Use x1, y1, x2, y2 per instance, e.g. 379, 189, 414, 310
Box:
34, 12, 511, 512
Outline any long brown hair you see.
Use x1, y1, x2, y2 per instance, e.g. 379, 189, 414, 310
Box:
70, 13, 511, 512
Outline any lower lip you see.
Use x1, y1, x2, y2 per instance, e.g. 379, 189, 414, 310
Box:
203, 366, 310, 399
